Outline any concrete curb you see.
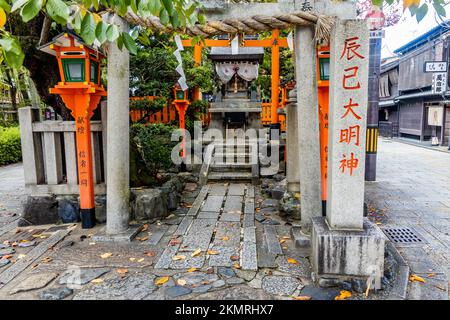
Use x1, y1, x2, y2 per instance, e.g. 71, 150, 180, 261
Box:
391, 138, 450, 154
385, 241, 410, 300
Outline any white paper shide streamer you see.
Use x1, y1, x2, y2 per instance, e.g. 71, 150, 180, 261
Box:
174, 35, 188, 91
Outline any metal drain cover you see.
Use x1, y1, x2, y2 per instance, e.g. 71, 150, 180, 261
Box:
382, 227, 425, 246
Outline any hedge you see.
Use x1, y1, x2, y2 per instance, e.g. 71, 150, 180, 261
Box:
0, 126, 22, 166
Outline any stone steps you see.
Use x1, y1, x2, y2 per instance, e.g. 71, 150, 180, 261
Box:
207, 172, 253, 181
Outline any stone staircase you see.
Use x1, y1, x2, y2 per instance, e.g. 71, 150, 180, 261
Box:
200, 140, 259, 185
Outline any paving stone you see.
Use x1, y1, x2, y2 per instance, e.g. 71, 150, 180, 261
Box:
261, 199, 279, 208
226, 277, 245, 285
10, 272, 58, 294
212, 279, 226, 288
193, 285, 272, 300
0, 248, 15, 256
165, 285, 192, 298
174, 216, 193, 236
154, 245, 179, 269
262, 219, 281, 225
217, 267, 235, 278
0, 259, 10, 267
228, 184, 246, 196
147, 226, 167, 245
40, 287, 73, 300
181, 218, 216, 251
201, 196, 224, 212
246, 186, 255, 198
187, 186, 209, 216
275, 256, 311, 277
197, 211, 220, 219
208, 246, 239, 267
74, 273, 156, 300
244, 201, 255, 214
213, 222, 241, 247
264, 225, 283, 255
262, 276, 301, 296
173, 272, 219, 287
240, 241, 257, 271
223, 196, 243, 213
243, 227, 256, 243
299, 285, 340, 300
256, 229, 277, 268
59, 267, 110, 286
0, 229, 71, 288
234, 269, 257, 282
170, 254, 206, 269
220, 212, 241, 222
209, 184, 228, 196
255, 213, 266, 222
243, 213, 255, 227
192, 284, 212, 293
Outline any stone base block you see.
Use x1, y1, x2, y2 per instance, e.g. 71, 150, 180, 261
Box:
311, 217, 385, 288
92, 224, 142, 242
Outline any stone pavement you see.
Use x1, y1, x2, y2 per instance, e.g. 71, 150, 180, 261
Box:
0, 163, 25, 231
365, 138, 450, 300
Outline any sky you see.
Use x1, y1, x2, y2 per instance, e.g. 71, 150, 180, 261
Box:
382, 4, 450, 58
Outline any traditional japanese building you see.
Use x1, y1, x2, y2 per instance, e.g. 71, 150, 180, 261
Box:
208, 38, 264, 136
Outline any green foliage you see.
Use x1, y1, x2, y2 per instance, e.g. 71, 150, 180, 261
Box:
130, 33, 215, 98
0, 0, 204, 69
0, 126, 21, 166
130, 123, 176, 186
130, 97, 167, 123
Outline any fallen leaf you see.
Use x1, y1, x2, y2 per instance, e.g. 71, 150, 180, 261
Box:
137, 258, 145, 263
169, 239, 181, 246
292, 296, 311, 300
41, 257, 52, 263
287, 258, 299, 265
17, 254, 26, 259
282, 246, 288, 250
177, 279, 187, 286
255, 208, 261, 212
136, 236, 149, 242
187, 267, 197, 272
335, 290, 352, 300
2, 254, 13, 260
155, 276, 170, 285
230, 255, 239, 261
172, 255, 186, 261
207, 250, 219, 255
89, 242, 96, 245
141, 224, 149, 232
221, 236, 230, 241
117, 268, 128, 277
409, 274, 426, 283
233, 263, 241, 269
191, 249, 202, 257
427, 273, 435, 278
144, 251, 156, 257
100, 252, 113, 259
279, 239, 286, 244
282, 236, 290, 240
129, 257, 136, 262
91, 278, 104, 284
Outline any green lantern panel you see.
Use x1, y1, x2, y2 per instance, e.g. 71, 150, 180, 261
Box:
62, 58, 85, 82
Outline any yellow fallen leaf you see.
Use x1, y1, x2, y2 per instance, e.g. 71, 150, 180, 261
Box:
409, 274, 426, 283
100, 252, 113, 259
335, 290, 352, 300
233, 263, 241, 269
187, 267, 197, 272
117, 268, 128, 276
91, 278, 104, 284
191, 249, 202, 257
172, 255, 186, 261
136, 236, 149, 242
282, 246, 288, 250
41, 257, 52, 263
287, 258, 299, 265
137, 258, 145, 263
292, 296, 311, 300
282, 236, 290, 240
427, 273, 435, 278
177, 279, 187, 286
155, 276, 170, 285
89, 242, 96, 245
129, 257, 136, 262
207, 250, 219, 255
279, 239, 286, 244
17, 254, 26, 259
221, 236, 230, 241
141, 224, 149, 232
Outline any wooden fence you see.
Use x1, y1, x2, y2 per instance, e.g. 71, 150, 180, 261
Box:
18, 105, 106, 195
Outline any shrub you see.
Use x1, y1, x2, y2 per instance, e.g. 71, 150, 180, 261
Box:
130, 123, 177, 187
0, 126, 21, 166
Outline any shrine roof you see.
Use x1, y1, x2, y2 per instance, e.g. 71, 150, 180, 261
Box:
209, 47, 264, 63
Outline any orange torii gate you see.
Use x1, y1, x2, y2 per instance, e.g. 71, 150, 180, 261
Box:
181, 29, 288, 125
